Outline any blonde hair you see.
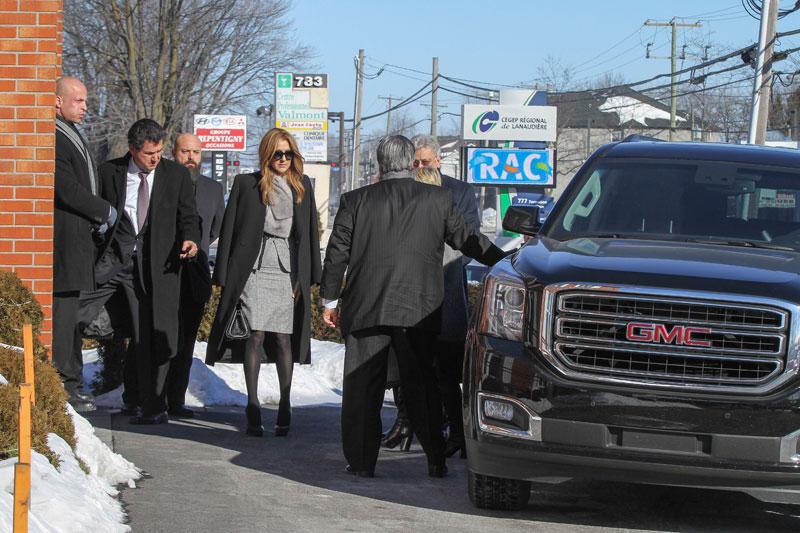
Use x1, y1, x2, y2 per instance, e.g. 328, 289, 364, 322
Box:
257, 128, 305, 204
414, 167, 441, 186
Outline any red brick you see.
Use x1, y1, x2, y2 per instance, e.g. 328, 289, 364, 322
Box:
0, 108, 14, 119
1, 14, 34, 25
33, 253, 51, 265
17, 52, 56, 65
33, 279, 52, 293
36, 66, 56, 79
37, 39, 56, 52
17, 134, 52, 146
15, 160, 49, 172
14, 187, 50, 199
0, 213, 12, 224
16, 80, 52, 92
16, 239, 50, 253
14, 213, 50, 225
0, 79, 14, 91
0, 174, 35, 185
34, 147, 53, 160
0, 66, 37, 79
35, 121, 53, 133
0, 147, 34, 159
0, 134, 15, 145
0, 198, 33, 211
0, 121, 34, 132
33, 226, 52, 239
33, 199, 52, 212
2, 226, 32, 238
35, 93, 54, 106
0, 40, 36, 52
38, 12, 56, 25
0, 1, 19, 9
0, 26, 16, 38
0, 240, 11, 252
26, 1, 60, 10
0, 52, 16, 65
18, 26, 56, 39
0, 252, 32, 265
0, 186, 12, 198
16, 108, 51, 119
34, 291, 52, 306
0, 91, 35, 104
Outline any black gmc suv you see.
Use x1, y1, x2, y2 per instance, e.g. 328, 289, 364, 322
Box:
465, 139, 800, 510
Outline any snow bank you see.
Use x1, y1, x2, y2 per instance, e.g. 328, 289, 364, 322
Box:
599, 95, 686, 127
0, 372, 140, 532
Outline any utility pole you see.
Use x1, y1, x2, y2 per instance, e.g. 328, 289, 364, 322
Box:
749, 0, 779, 145
328, 112, 346, 194
431, 56, 439, 136
378, 95, 400, 135
644, 18, 702, 141
351, 48, 365, 191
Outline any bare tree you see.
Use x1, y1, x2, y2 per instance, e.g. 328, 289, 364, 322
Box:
63, 0, 313, 159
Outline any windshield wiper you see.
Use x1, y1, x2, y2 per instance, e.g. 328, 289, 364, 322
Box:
686, 238, 795, 251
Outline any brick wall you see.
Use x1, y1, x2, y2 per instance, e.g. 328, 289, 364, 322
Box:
0, 0, 62, 348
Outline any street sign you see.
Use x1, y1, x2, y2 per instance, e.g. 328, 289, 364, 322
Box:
464, 147, 555, 187
211, 151, 227, 183
194, 115, 247, 151
275, 72, 328, 162
462, 104, 557, 142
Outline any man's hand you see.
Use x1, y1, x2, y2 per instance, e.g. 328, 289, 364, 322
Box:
323, 307, 338, 329
179, 240, 198, 260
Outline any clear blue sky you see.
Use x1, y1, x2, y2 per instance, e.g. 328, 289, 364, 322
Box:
290, 0, 800, 137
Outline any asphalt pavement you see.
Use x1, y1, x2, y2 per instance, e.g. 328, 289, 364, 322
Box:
85, 405, 800, 532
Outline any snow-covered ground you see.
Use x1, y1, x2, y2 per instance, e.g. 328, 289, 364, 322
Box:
85, 338, 361, 408
0, 372, 141, 533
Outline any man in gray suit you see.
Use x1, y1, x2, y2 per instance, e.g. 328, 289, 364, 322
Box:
165, 133, 225, 417
321, 135, 503, 478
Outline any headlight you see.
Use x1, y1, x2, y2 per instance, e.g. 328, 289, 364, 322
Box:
478, 274, 526, 341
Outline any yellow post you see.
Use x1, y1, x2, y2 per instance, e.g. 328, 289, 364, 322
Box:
13, 463, 30, 533
18, 384, 32, 465
22, 324, 34, 405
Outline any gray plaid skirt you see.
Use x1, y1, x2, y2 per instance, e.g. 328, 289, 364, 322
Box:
240, 235, 294, 333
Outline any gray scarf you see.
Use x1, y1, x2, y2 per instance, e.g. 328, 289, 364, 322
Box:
264, 175, 293, 238
56, 116, 97, 195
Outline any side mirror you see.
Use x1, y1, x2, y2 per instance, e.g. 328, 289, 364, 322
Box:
502, 206, 542, 236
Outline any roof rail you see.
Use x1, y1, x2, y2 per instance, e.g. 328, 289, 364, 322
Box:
621, 134, 665, 143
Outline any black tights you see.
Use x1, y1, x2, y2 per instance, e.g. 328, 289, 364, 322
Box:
243, 330, 294, 408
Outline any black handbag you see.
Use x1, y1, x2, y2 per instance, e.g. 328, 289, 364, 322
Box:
225, 301, 251, 340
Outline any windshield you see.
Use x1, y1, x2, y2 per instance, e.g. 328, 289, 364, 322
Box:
545, 158, 800, 252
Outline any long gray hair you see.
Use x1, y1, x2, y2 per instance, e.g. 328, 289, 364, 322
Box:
376, 135, 415, 175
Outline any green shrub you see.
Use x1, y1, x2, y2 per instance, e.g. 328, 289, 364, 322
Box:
0, 270, 47, 359
89, 337, 127, 396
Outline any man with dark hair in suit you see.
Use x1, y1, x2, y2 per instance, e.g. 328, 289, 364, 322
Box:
53, 76, 117, 412
320, 135, 504, 478
164, 133, 224, 418
79, 118, 200, 424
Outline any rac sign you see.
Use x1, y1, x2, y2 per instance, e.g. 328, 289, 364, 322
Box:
625, 322, 712, 347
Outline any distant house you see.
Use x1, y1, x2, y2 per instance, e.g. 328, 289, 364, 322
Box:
549, 86, 721, 197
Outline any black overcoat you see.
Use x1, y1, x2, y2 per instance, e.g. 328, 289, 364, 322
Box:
205, 172, 322, 365
96, 155, 201, 359
54, 122, 111, 292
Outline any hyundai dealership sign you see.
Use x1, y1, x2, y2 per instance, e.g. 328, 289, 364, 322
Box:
461, 104, 557, 142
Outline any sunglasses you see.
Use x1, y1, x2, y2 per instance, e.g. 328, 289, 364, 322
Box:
272, 150, 295, 161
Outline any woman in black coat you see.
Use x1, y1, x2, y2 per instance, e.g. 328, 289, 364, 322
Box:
206, 128, 322, 436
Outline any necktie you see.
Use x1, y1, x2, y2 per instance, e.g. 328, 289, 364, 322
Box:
137, 171, 149, 232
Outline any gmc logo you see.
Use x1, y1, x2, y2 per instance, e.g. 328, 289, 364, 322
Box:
625, 322, 712, 347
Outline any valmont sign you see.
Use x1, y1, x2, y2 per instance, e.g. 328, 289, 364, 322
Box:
462, 104, 557, 142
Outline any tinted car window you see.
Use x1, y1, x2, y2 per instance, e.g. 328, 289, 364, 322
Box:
546, 158, 800, 251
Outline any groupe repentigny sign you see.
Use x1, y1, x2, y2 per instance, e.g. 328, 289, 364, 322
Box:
194, 115, 247, 151
462, 104, 557, 142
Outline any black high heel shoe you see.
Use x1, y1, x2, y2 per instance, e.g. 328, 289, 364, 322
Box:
274, 397, 291, 437
381, 418, 413, 450
245, 404, 264, 437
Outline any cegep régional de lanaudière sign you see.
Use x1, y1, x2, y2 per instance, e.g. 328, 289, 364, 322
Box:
461, 104, 557, 142
466, 147, 555, 187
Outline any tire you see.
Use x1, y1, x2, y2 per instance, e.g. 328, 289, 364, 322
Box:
468, 470, 531, 510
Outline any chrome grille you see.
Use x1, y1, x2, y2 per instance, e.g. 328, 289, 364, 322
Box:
547, 290, 789, 389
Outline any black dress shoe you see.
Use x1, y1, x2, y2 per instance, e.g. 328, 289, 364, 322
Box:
345, 464, 375, 478
130, 411, 169, 425
428, 463, 448, 478
69, 398, 96, 413
120, 404, 141, 417
168, 405, 195, 418
381, 419, 413, 450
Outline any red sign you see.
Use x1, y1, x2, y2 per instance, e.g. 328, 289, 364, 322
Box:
625, 322, 711, 347
194, 114, 247, 151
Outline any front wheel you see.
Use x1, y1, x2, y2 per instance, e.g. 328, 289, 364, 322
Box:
468, 470, 531, 510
